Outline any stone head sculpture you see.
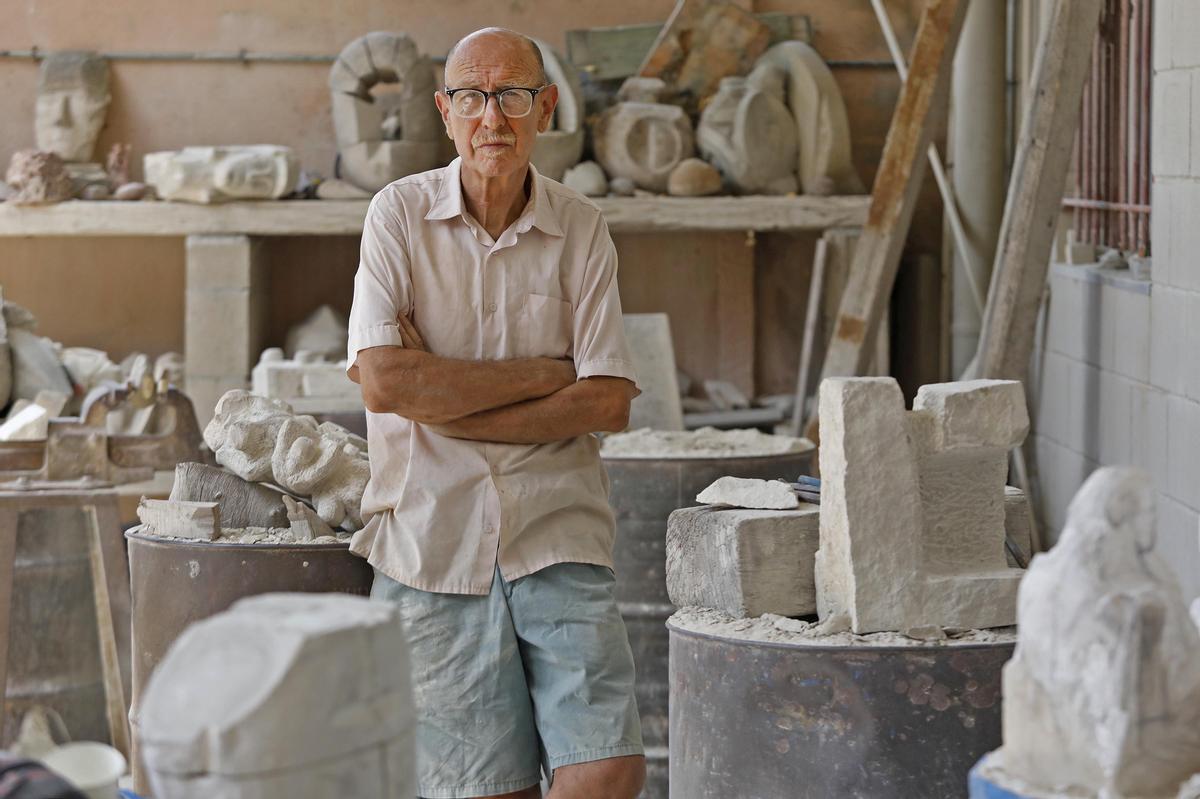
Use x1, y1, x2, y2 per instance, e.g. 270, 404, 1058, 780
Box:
144, 146, 299, 204
35, 52, 111, 163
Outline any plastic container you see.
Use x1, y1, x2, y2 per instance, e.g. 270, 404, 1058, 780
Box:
42, 741, 127, 799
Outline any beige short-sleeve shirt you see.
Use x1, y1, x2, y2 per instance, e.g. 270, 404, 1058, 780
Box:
346, 158, 639, 595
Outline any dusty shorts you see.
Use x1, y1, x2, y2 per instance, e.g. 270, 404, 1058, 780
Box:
371, 562, 644, 799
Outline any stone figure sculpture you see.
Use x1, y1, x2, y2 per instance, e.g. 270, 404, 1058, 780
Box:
203, 390, 369, 530
988, 467, 1200, 799
138, 593, 415, 799
329, 32, 442, 192
35, 51, 111, 164
696, 76, 798, 195
529, 39, 585, 182
815, 377, 1027, 633
594, 100, 695, 193
746, 41, 865, 195
144, 145, 299, 204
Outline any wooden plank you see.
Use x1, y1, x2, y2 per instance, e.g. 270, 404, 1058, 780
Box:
0, 508, 17, 740
806, 0, 969, 436
0, 195, 870, 237
970, 0, 1104, 382
84, 503, 131, 759
715, 233, 756, 397
790, 236, 830, 435
566, 13, 811, 81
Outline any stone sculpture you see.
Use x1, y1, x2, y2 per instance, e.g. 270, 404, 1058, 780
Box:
666, 157, 723, 196
4, 150, 74, 205
204, 390, 369, 530
984, 467, 1200, 799
138, 593, 415, 799
253, 349, 362, 414
10, 328, 73, 401
697, 76, 798, 195
35, 52, 110, 164
594, 101, 695, 193
329, 32, 441, 193
814, 377, 1027, 633
563, 161, 607, 196
746, 41, 865, 195
529, 39, 585, 182
144, 146, 298, 204
285, 304, 348, 360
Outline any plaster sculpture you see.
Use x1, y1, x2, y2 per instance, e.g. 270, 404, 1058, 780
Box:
667, 504, 820, 618
697, 476, 799, 510
138, 593, 415, 799
329, 32, 441, 193
746, 41, 865, 195
62, 347, 122, 393
204, 390, 369, 530
814, 377, 1027, 633
622, 314, 683, 431
608, 176, 635, 196
144, 146, 299, 204
10, 328, 72, 401
35, 51, 110, 164
285, 305, 348, 360
696, 76, 798, 195
617, 77, 668, 104
253, 349, 363, 413
563, 161, 608, 197
154, 352, 185, 387
529, 39, 585, 182
981, 467, 1200, 799
594, 102, 695, 193
666, 157, 723, 196
4, 150, 74, 205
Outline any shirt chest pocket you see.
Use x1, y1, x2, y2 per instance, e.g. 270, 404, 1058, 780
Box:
518, 293, 573, 359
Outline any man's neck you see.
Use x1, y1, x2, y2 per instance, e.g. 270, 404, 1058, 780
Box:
461, 165, 530, 240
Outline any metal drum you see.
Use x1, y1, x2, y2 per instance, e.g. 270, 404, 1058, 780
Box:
603, 451, 813, 798
125, 530, 373, 790
668, 617, 1015, 799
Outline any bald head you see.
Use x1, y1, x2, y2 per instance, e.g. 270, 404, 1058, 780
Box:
444, 27, 547, 87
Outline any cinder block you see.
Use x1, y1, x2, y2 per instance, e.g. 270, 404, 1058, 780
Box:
1032, 350, 1071, 445
1172, 3, 1200, 69
1096, 371, 1133, 466
1035, 436, 1096, 535
1151, 181, 1173, 285
185, 235, 265, 291
1156, 493, 1200, 601
185, 288, 256, 377
1066, 360, 1102, 459
1150, 285, 1188, 394
1154, 0, 1173, 72
1044, 271, 1087, 360
1170, 183, 1200, 292
666, 504, 820, 618
1105, 287, 1150, 383
1167, 395, 1200, 509
1132, 383, 1170, 488
1152, 70, 1191, 177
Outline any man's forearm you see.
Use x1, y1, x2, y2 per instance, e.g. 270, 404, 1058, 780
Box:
356, 346, 575, 424
431, 377, 633, 444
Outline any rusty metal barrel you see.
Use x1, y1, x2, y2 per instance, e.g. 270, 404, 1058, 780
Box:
602, 450, 813, 798
668, 615, 1015, 799
125, 530, 373, 790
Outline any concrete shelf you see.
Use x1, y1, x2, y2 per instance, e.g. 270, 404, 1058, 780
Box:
0, 194, 870, 237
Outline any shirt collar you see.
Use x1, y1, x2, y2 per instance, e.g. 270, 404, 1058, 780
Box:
424, 157, 564, 239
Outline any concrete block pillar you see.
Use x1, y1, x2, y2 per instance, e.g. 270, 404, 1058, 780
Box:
184, 235, 268, 428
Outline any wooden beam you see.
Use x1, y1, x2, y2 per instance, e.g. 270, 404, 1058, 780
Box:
970, 0, 1104, 382
806, 0, 969, 436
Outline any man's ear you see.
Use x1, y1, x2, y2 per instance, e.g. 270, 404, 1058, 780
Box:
536, 84, 560, 134
433, 90, 454, 140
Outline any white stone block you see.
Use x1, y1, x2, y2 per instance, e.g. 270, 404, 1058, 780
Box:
696, 476, 799, 510
1102, 286, 1150, 383
136, 498, 220, 541
1150, 284, 1187, 394
1172, 2, 1200, 69
1066, 360, 1102, 460
1153, 70, 1192, 177
1096, 371, 1133, 466
184, 235, 264, 291
1043, 270, 1086, 360
1158, 493, 1200, 601
1168, 395, 1200, 510
1151, 181, 1174, 285
1032, 350, 1070, 445
1170, 183, 1200, 293
0, 404, 49, 441
666, 504, 820, 618
1131, 383, 1169, 488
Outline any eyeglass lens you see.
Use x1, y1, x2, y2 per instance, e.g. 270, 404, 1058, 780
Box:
451, 89, 535, 119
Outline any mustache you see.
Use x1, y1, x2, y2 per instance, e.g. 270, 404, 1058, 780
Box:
472, 135, 516, 147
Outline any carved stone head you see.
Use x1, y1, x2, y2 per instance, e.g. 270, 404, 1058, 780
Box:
35, 52, 111, 162
213, 148, 297, 198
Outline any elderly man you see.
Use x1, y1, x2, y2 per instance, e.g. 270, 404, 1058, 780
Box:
347, 27, 646, 799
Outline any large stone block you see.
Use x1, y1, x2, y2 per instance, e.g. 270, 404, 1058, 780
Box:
667, 504, 819, 618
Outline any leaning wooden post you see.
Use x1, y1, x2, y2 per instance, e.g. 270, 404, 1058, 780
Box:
969, 0, 1104, 382
804, 0, 969, 439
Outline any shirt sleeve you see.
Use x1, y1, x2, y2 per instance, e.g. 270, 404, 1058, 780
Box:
347, 190, 411, 372
572, 215, 640, 389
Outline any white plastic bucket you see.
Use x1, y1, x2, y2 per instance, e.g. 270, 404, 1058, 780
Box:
41, 742, 127, 799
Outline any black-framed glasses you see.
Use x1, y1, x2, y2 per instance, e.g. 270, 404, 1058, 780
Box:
443, 86, 547, 119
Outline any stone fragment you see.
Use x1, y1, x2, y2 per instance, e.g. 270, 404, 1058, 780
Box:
30, 389, 69, 419
145, 146, 299, 204
112, 182, 148, 201
594, 102, 695, 193
703, 379, 750, 411
329, 32, 441, 192
170, 462, 290, 529
138, 593, 415, 799
666, 157, 723, 196
990, 467, 1200, 799
697, 476, 799, 510
154, 352, 185, 387
80, 183, 110, 200
35, 51, 110, 163
105, 142, 131, 186
0, 404, 50, 441
5, 150, 74, 205
608, 177, 635, 196
66, 162, 110, 197
617, 77, 668, 104
622, 314, 683, 431
747, 41, 865, 195
697, 76, 798, 195
10, 328, 72, 401
563, 161, 608, 197
136, 498, 220, 541
1003, 486, 1031, 567
281, 494, 335, 542
667, 504, 820, 618
315, 178, 371, 199
285, 305, 348, 361
529, 39, 585, 181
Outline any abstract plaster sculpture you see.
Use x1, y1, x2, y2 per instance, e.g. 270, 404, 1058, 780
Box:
746, 41, 865, 195
594, 101, 695, 193
529, 39, 585, 182
697, 76, 798, 195
814, 377, 1027, 633
138, 593, 415, 799
203, 390, 369, 530
329, 32, 441, 193
144, 146, 299, 204
985, 467, 1200, 799
35, 52, 110, 164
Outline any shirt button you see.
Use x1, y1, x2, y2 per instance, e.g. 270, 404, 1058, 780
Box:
488, 302, 498, 313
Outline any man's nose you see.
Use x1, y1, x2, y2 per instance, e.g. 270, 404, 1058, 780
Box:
55, 96, 73, 127
480, 94, 508, 130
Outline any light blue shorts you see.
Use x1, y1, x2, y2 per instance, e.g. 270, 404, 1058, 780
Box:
371, 562, 644, 799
